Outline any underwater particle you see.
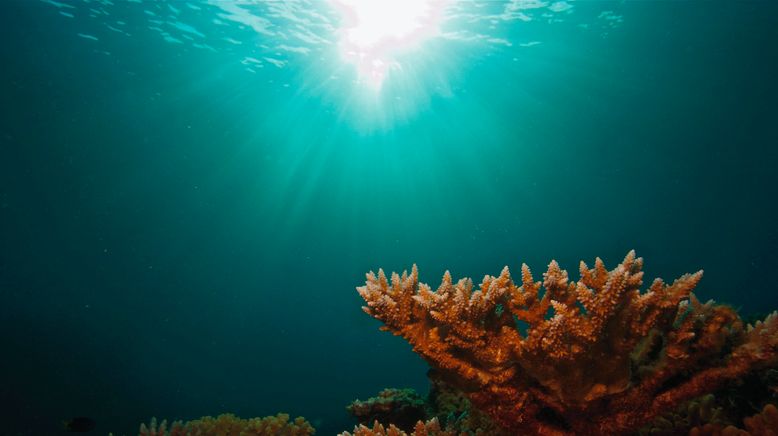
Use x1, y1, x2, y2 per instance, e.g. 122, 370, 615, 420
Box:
63, 416, 95, 432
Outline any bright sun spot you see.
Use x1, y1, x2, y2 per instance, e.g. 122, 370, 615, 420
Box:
331, 0, 447, 90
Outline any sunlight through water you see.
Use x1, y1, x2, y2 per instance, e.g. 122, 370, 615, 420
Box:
36, 0, 621, 130
330, 0, 448, 90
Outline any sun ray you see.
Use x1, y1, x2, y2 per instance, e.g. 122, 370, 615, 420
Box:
331, 0, 448, 90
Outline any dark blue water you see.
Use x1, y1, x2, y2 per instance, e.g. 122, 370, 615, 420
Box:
1, 1, 777, 434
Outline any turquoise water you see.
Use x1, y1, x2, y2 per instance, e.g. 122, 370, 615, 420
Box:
1, 1, 777, 434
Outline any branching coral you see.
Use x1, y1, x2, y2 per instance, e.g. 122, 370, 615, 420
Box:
357, 251, 778, 435
339, 418, 455, 436
138, 413, 314, 436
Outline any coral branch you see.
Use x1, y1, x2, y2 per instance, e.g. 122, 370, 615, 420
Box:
138, 413, 314, 436
339, 418, 454, 436
357, 251, 778, 435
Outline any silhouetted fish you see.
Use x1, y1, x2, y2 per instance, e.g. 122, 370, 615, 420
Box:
63, 417, 95, 432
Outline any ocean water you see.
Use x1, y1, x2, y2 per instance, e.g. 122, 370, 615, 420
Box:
1, 1, 777, 435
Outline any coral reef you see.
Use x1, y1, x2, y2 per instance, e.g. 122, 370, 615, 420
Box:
639, 394, 727, 435
339, 418, 455, 436
346, 373, 507, 435
356, 364, 778, 435
357, 251, 778, 435
689, 403, 778, 436
426, 370, 507, 436
138, 413, 314, 436
643, 365, 778, 435
740, 404, 778, 435
347, 388, 427, 432
712, 367, 778, 424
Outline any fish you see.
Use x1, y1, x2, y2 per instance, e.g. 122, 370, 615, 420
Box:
63, 417, 95, 432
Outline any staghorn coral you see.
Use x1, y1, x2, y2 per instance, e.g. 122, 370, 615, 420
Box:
357, 251, 778, 435
138, 413, 314, 436
139, 417, 185, 436
339, 418, 456, 436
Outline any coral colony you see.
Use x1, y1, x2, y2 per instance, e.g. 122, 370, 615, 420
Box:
133, 252, 778, 435
354, 251, 778, 435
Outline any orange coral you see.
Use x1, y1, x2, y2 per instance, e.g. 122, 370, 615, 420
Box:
339, 418, 455, 436
639, 394, 728, 435
138, 413, 314, 436
690, 403, 778, 436
357, 251, 778, 435
742, 403, 778, 435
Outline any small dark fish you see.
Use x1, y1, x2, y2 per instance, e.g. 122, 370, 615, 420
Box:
63, 417, 95, 432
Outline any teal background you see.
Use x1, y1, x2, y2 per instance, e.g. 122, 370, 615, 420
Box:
1, 1, 777, 434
